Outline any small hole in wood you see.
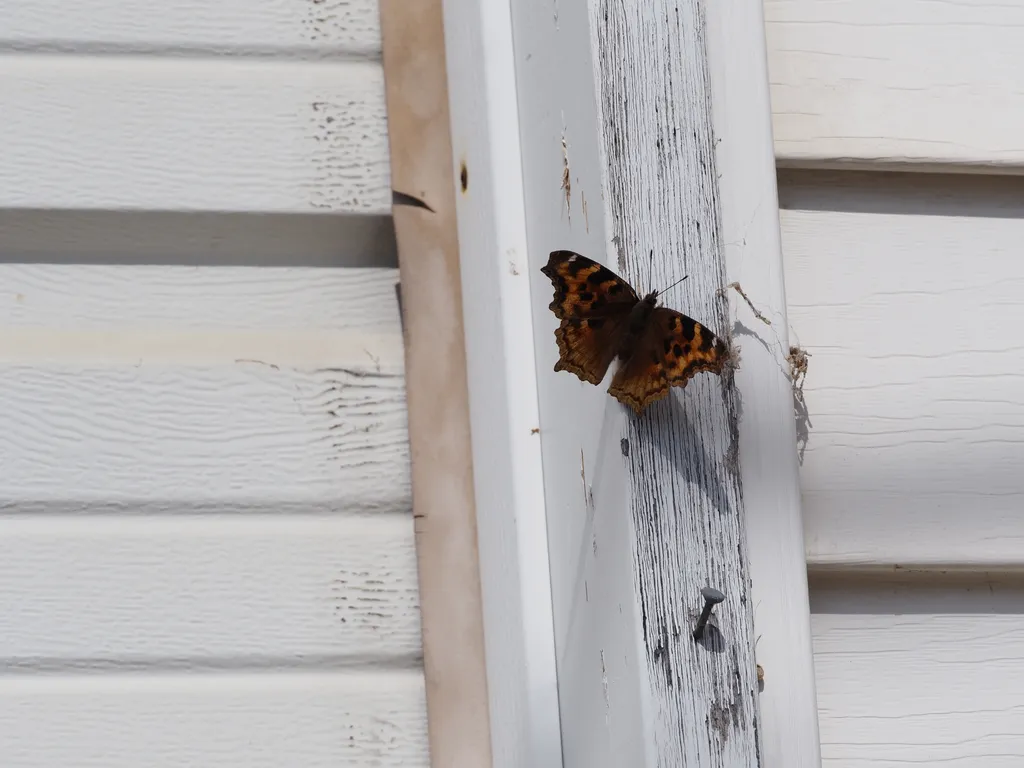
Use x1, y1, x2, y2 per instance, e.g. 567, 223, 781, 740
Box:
460, 162, 468, 193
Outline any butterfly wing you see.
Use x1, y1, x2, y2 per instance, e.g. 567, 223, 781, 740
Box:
541, 250, 639, 385
541, 250, 640, 319
550, 315, 623, 385
607, 306, 730, 413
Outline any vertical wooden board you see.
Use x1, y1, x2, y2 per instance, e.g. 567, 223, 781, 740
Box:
706, 1, 821, 764
512, 0, 650, 762
594, 4, 758, 763
379, 0, 494, 765
513, 0, 760, 764
440, 0, 563, 762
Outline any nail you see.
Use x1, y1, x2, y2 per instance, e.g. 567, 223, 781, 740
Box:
394, 283, 406, 334
692, 586, 726, 640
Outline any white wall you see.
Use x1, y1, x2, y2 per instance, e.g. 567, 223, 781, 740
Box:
0, 2, 427, 766
778, 169, 1024, 762
767, 1, 1024, 762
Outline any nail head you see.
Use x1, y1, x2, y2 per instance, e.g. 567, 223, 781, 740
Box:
701, 587, 725, 604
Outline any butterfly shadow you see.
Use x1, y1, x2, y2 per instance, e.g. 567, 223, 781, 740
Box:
632, 388, 733, 520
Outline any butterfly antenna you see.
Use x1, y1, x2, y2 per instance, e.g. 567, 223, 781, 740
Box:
647, 249, 655, 292
657, 274, 689, 296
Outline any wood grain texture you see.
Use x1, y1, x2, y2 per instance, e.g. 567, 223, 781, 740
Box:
779, 169, 1024, 568
0, 56, 389, 213
0, 671, 427, 767
765, 0, 1024, 171
810, 571, 1024, 766
0, 364, 408, 513
0, 516, 419, 667
0, 265, 400, 331
514, 0, 760, 764
1, 0, 381, 56
1, 2, 420, 763
707, 0, 821, 763
0, 265, 407, 508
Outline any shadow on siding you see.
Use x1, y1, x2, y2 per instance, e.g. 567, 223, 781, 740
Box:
810, 569, 1024, 615
778, 168, 1024, 220
0, 210, 398, 268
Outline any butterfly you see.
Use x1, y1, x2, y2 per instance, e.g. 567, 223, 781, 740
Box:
540, 249, 730, 414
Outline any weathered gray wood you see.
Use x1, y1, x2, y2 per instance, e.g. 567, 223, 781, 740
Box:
596, 3, 761, 763
513, 0, 761, 764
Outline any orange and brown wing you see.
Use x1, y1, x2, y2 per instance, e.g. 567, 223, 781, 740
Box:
552, 315, 622, 385
540, 250, 639, 319
541, 250, 638, 385
607, 307, 729, 414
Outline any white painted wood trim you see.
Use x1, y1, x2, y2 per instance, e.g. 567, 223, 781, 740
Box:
706, 2, 822, 765
512, 0, 775, 764
441, 0, 563, 766
379, 2, 493, 764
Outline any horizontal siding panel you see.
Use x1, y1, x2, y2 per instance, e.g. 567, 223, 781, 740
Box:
0, 56, 389, 213
0, 364, 408, 511
2, 0, 381, 55
811, 572, 1024, 766
766, 0, 1024, 171
0, 265, 401, 331
0, 517, 419, 666
0, 670, 427, 767
780, 170, 1024, 568
0, 266, 407, 509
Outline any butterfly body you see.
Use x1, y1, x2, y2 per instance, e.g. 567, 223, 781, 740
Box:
541, 249, 729, 414
618, 292, 659, 360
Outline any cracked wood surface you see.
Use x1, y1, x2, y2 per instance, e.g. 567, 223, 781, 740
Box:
514, 0, 762, 764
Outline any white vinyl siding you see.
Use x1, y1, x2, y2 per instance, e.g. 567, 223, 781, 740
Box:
0, 2, 427, 765
768, 1, 1024, 762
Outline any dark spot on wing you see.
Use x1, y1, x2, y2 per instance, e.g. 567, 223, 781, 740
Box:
673, 344, 684, 358
663, 339, 672, 354
700, 329, 715, 351
609, 283, 623, 295
580, 291, 594, 303
681, 316, 696, 341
